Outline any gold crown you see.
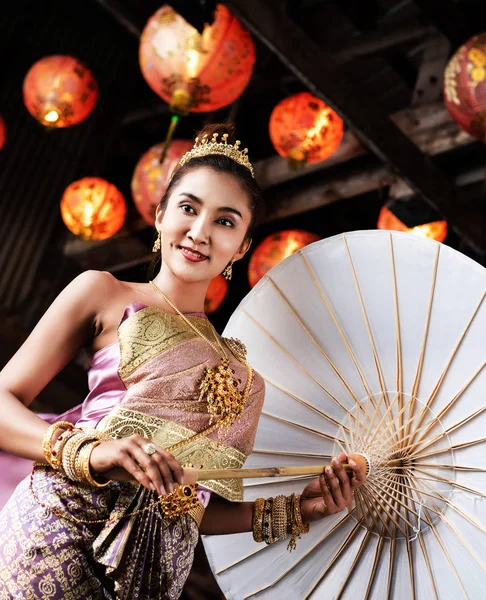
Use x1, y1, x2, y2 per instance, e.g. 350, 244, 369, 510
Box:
177, 132, 255, 177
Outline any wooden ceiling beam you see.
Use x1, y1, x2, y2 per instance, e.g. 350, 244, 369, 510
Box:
224, 0, 486, 255
412, 0, 485, 48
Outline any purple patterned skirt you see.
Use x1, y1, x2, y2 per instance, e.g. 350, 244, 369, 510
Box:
0, 466, 199, 599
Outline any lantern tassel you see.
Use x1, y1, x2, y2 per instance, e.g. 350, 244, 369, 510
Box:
160, 115, 180, 165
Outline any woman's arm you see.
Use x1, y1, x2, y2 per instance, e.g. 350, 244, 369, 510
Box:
0, 270, 185, 494
0, 270, 110, 460
200, 453, 366, 536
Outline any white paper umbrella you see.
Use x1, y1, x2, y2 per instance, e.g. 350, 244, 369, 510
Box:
202, 230, 486, 600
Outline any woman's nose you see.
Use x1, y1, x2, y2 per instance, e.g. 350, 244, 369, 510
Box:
188, 218, 209, 245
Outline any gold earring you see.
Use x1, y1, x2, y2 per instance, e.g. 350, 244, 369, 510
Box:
152, 231, 161, 253
223, 260, 234, 281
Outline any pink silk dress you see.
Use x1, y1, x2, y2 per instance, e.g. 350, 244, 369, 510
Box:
0, 302, 265, 599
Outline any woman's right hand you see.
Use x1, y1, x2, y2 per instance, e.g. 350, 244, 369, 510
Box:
89, 434, 184, 495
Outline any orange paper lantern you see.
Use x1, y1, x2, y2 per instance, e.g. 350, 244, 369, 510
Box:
0, 115, 6, 150
377, 206, 447, 243
23, 55, 98, 128
248, 230, 321, 288
61, 177, 126, 240
444, 33, 486, 141
269, 92, 344, 164
204, 274, 228, 314
131, 139, 193, 226
139, 4, 255, 114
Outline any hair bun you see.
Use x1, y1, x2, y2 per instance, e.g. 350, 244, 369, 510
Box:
195, 122, 238, 145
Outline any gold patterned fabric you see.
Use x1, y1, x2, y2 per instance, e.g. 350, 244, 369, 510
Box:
98, 407, 247, 501
0, 304, 265, 599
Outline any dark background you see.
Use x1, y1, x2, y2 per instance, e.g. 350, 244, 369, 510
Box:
1, 1, 486, 596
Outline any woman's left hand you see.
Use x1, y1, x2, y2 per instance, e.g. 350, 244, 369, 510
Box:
300, 452, 366, 524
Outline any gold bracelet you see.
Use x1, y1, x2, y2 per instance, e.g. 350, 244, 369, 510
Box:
187, 500, 206, 529
286, 493, 294, 535
293, 494, 309, 534
252, 498, 265, 543
63, 433, 99, 482
287, 494, 309, 552
262, 498, 274, 545
51, 428, 78, 470
271, 495, 288, 540
42, 421, 74, 467
77, 440, 111, 488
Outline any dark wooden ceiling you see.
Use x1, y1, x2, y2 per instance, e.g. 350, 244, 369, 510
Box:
1, 0, 486, 406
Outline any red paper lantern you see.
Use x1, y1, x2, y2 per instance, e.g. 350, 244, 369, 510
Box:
204, 274, 228, 314
248, 230, 321, 288
377, 206, 447, 243
61, 177, 126, 240
444, 33, 486, 141
131, 140, 193, 226
0, 115, 6, 150
269, 92, 344, 165
139, 4, 255, 114
23, 55, 98, 128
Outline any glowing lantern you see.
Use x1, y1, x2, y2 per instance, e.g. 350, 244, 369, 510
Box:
444, 33, 486, 141
204, 275, 228, 314
0, 116, 6, 150
269, 92, 344, 165
139, 4, 255, 114
61, 177, 126, 240
23, 55, 98, 128
377, 206, 447, 243
248, 230, 321, 288
131, 139, 193, 226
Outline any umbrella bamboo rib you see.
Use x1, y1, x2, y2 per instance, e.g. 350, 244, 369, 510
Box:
415, 476, 486, 535
241, 308, 355, 419
389, 235, 404, 430
426, 509, 471, 599
406, 245, 440, 440
364, 537, 386, 600
413, 402, 486, 456
334, 531, 373, 600
411, 290, 485, 445
413, 469, 486, 500
299, 250, 375, 401
260, 410, 343, 443
266, 275, 366, 411
386, 538, 397, 600
413, 437, 486, 460
305, 524, 363, 600
262, 375, 350, 431
342, 234, 390, 410
413, 361, 486, 447
418, 533, 440, 600
243, 512, 354, 598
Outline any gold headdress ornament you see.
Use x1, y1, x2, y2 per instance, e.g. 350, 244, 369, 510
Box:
177, 132, 255, 178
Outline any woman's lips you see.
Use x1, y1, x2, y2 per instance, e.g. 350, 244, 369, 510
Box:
179, 246, 208, 262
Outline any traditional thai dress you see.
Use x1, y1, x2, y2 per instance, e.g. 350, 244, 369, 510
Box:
0, 302, 264, 599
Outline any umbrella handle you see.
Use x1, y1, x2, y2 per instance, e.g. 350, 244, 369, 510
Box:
183, 454, 376, 484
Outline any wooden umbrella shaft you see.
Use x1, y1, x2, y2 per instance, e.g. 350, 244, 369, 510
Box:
182, 456, 401, 483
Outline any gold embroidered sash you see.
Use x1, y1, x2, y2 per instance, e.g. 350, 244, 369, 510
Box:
97, 407, 247, 502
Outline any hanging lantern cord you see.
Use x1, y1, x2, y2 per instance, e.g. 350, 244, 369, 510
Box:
159, 114, 180, 165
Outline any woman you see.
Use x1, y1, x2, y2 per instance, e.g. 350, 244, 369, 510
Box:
0, 124, 366, 599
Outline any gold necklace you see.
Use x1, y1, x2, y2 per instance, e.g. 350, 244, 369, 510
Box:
149, 280, 254, 438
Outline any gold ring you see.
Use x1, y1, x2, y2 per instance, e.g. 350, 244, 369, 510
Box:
144, 442, 158, 456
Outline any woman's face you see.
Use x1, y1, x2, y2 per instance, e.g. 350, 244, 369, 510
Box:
155, 167, 253, 284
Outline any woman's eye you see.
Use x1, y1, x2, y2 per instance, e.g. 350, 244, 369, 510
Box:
181, 204, 195, 214
218, 218, 234, 228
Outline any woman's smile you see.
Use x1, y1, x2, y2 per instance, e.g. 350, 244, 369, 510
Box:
178, 245, 208, 262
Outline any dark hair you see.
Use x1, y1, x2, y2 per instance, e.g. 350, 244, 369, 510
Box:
159, 122, 263, 239
148, 123, 263, 277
